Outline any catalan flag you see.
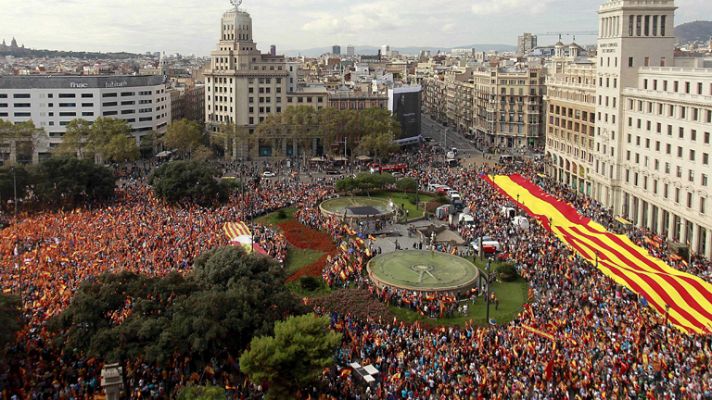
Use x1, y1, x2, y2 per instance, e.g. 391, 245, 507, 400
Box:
485, 174, 712, 335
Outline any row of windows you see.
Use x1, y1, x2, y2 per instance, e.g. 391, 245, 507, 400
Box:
624, 175, 706, 214
627, 100, 712, 123
627, 118, 711, 144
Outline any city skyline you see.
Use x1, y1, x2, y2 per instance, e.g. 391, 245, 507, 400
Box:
1, 0, 710, 56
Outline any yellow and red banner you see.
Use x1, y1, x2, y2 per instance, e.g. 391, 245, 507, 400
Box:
485, 174, 712, 335
222, 222, 267, 256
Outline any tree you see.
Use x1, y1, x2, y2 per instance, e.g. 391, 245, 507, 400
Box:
0, 166, 30, 209
150, 160, 227, 206
0, 120, 45, 164
51, 247, 301, 367
56, 119, 92, 159
164, 119, 205, 159
0, 293, 22, 352
335, 176, 358, 195
104, 133, 140, 162
396, 177, 418, 193
52, 118, 139, 163
32, 158, 116, 208
87, 118, 134, 163
356, 132, 399, 162
176, 385, 226, 400
240, 314, 342, 400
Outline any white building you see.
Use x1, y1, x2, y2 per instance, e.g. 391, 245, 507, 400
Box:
618, 67, 712, 256
204, 2, 289, 137
0, 75, 171, 159
545, 0, 712, 257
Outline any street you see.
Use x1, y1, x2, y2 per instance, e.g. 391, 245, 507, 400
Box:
421, 114, 480, 154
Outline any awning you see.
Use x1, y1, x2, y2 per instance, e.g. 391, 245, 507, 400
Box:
310, 157, 326, 162
356, 155, 372, 161
615, 217, 633, 225
332, 156, 348, 161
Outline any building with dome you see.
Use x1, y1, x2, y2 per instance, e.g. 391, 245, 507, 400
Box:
204, 1, 327, 159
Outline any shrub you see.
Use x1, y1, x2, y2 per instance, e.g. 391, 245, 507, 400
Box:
299, 276, 320, 292
496, 264, 517, 282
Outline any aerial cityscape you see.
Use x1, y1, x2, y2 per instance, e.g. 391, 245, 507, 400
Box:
0, 0, 711, 398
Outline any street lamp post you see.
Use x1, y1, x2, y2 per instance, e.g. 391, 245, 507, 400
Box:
485, 258, 494, 324
12, 166, 17, 217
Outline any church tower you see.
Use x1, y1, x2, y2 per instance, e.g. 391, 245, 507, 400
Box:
591, 0, 676, 211
159, 51, 169, 77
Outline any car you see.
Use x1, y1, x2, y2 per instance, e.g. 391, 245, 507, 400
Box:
326, 169, 341, 175
262, 171, 276, 178
471, 236, 502, 254
424, 136, 434, 143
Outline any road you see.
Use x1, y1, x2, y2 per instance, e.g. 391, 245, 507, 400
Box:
421, 114, 480, 154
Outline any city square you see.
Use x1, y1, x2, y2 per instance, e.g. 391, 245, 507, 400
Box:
0, 0, 711, 399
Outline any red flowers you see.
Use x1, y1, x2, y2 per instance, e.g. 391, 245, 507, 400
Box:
278, 220, 336, 282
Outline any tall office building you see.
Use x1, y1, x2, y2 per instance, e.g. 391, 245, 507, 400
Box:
332, 45, 341, 56
517, 33, 538, 56
591, 0, 676, 211
346, 45, 355, 57
204, 2, 289, 155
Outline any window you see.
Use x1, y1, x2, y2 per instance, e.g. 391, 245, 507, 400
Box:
13, 94, 30, 98
82, 112, 94, 117
81, 93, 94, 98
690, 150, 696, 161
13, 112, 31, 117
628, 57, 634, 67
58, 93, 75, 98
103, 102, 117, 107
103, 93, 117, 98
59, 112, 76, 117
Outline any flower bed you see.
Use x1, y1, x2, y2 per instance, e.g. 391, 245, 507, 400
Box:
278, 220, 335, 252
278, 220, 337, 282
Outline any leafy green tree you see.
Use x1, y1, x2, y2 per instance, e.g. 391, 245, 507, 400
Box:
0, 166, 30, 208
150, 160, 227, 206
51, 247, 301, 367
352, 172, 395, 194
55, 118, 139, 163
0, 293, 22, 352
240, 314, 342, 400
164, 119, 205, 159
88, 118, 134, 163
32, 158, 116, 208
105, 133, 140, 162
176, 385, 226, 400
335, 176, 358, 194
0, 120, 45, 164
56, 119, 93, 159
356, 132, 399, 162
396, 177, 418, 193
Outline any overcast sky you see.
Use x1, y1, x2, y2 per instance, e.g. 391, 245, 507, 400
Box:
1, 0, 709, 55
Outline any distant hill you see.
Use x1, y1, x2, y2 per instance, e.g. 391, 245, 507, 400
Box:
675, 21, 712, 43
0, 47, 145, 59
284, 44, 516, 57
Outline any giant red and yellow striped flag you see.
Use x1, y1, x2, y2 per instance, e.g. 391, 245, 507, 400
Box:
485, 174, 712, 335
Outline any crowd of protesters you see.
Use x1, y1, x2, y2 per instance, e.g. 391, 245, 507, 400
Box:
0, 151, 711, 399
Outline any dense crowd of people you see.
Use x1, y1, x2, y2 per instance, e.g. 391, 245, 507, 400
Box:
0, 150, 710, 399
